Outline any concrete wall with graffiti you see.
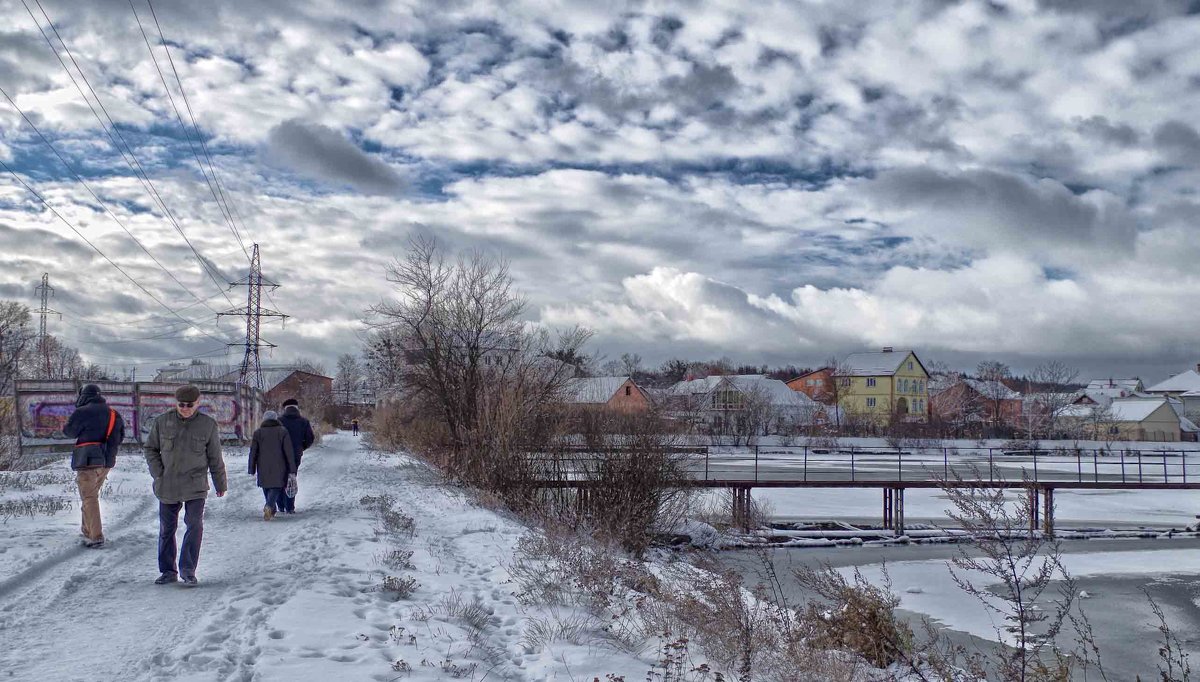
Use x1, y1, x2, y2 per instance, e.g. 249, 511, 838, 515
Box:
15, 380, 263, 452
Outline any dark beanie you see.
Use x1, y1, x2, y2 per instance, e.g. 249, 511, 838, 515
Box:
76, 384, 102, 407
281, 398, 299, 408
175, 385, 201, 402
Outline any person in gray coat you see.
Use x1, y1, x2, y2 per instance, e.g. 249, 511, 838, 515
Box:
248, 411, 295, 522
145, 385, 227, 587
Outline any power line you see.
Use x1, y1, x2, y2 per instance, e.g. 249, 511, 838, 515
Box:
54, 288, 232, 329
0, 159, 233, 346
0, 84, 227, 317
21, 0, 237, 307
128, 0, 251, 262
146, 0, 250, 260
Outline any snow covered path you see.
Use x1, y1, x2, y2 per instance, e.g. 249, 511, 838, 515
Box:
0, 433, 645, 681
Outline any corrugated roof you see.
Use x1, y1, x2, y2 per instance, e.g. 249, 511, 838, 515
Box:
1147, 370, 1200, 394
839, 350, 913, 376
1085, 378, 1143, 392
564, 376, 630, 404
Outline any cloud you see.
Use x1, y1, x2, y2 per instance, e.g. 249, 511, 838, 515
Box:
264, 119, 404, 195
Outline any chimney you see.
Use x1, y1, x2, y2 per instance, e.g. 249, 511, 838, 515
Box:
881, 346, 894, 353
1195, 363, 1200, 374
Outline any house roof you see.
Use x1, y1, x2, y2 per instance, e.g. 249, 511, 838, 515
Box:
1108, 398, 1170, 422
214, 367, 332, 393
838, 350, 922, 377
564, 376, 631, 404
962, 378, 1022, 400
671, 375, 817, 408
787, 367, 831, 383
1147, 370, 1200, 394
1085, 378, 1143, 393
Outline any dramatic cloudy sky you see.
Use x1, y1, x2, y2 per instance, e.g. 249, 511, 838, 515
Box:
1, 0, 1198, 380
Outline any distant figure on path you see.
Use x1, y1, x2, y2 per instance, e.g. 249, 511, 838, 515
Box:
144, 385, 227, 587
351, 418, 360, 436
64, 384, 124, 549
249, 410, 295, 521
277, 398, 314, 514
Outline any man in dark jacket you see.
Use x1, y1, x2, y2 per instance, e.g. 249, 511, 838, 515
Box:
248, 410, 295, 521
276, 398, 314, 514
63, 384, 125, 548
144, 385, 227, 587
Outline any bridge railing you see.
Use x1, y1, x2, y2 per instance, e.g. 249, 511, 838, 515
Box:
517, 444, 1200, 486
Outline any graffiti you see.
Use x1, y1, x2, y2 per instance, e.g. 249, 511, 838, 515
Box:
139, 394, 244, 442
16, 381, 260, 449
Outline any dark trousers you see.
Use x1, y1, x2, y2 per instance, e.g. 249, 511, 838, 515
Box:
262, 487, 283, 510
158, 499, 205, 577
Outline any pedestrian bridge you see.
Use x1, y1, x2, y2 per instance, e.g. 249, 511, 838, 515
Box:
518, 445, 1200, 535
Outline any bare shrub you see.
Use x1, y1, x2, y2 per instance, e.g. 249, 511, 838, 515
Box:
0, 495, 72, 522
382, 574, 419, 598
793, 564, 916, 670
941, 480, 1098, 681
1146, 589, 1191, 682
376, 548, 415, 570
520, 608, 596, 651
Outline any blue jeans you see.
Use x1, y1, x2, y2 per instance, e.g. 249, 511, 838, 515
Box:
158, 499, 205, 577
262, 487, 283, 510
278, 488, 295, 512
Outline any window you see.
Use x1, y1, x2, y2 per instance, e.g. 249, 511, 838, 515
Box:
908, 361, 914, 370
815, 379, 823, 386
806, 379, 814, 386
867, 397, 877, 408
840, 378, 850, 387
625, 386, 631, 396
900, 379, 908, 393
866, 378, 876, 387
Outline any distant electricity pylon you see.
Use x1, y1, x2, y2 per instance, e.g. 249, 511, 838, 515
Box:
33, 273, 60, 378
218, 245, 287, 389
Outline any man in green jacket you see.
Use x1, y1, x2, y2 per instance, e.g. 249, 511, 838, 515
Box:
144, 385, 227, 587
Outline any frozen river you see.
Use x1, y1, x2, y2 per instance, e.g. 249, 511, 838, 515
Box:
724, 540, 1200, 681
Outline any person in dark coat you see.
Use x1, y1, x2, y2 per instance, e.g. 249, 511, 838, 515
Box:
63, 384, 125, 548
248, 411, 295, 521
277, 398, 315, 514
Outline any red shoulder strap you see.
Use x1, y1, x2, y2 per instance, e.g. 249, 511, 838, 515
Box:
105, 409, 117, 440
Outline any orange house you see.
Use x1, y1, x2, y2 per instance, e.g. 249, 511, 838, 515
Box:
564, 376, 651, 412
787, 367, 834, 403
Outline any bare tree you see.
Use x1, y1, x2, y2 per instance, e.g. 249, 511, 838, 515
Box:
335, 353, 363, 405
619, 352, 643, 376
1025, 361, 1080, 439
976, 360, 1013, 435
0, 302, 33, 469
292, 356, 328, 377
370, 234, 587, 484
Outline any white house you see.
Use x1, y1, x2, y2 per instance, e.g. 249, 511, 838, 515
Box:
670, 374, 822, 434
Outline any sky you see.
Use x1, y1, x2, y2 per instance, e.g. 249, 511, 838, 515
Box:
1, 0, 1199, 382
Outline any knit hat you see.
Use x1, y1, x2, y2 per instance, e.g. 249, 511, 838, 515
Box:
263, 410, 279, 421
281, 398, 299, 408
76, 384, 102, 407
175, 385, 201, 403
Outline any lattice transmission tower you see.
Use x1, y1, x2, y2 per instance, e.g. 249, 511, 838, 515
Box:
218, 244, 287, 388
33, 273, 60, 378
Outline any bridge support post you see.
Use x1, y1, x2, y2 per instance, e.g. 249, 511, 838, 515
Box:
1027, 487, 1039, 536
731, 487, 753, 532
1042, 487, 1055, 538
885, 487, 905, 535
883, 488, 893, 528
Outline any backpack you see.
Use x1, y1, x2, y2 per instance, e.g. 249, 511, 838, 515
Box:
71, 409, 117, 470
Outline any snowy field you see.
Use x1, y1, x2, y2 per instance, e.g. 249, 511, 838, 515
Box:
0, 433, 649, 681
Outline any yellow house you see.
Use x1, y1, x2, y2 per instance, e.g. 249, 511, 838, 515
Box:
834, 348, 930, 423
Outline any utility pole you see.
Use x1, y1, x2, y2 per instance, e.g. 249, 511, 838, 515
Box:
218, 244, 287, 389
33, 273, 59, 379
